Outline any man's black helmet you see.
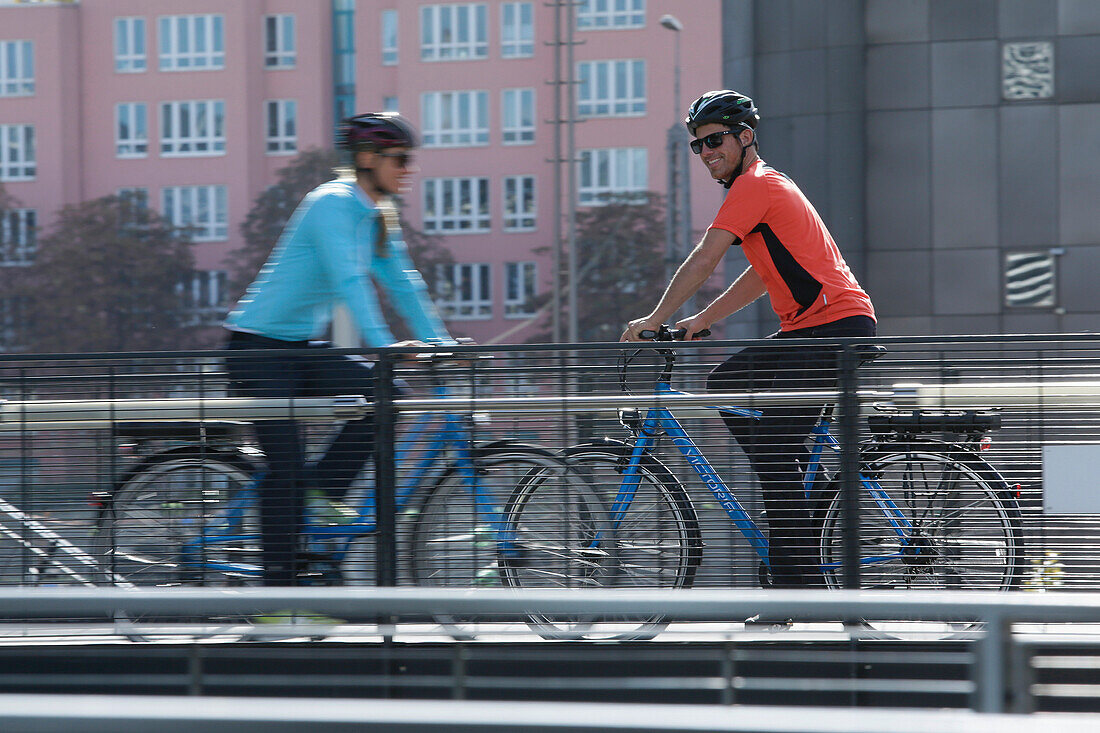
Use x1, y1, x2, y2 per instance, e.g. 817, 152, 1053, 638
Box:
684, 90, 759, 136
338, 113, 419, 153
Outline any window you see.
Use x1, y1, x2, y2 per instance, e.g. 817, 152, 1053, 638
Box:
501, 88, 535, 144
0, 40, 34, 95
158, 14, 225, 71
501, 2, 533, 58
263, 14, 296, 68
0, 125, 35, 181
435, 263, 492, 319
578, 147, 647, 205
577, 0, 645, 29
504, 261, 536, 317
180, 270, 229, 325
161, 185, 228, 241
115, 103, 148, 158
420, 91, 489, 147
383, 95, 399, 113
265, 100, 297, 154
117, 187, 149, 226
0, 209, 35, 266
422, 177, 490, 232
577, 59, 645, 117
381, 10, 398, 65
1005, 251, 1058, 308
114, 17, 146, 72
0, 297, 25, 350
503, 175, 535, 231
420, 4, 488, 61
160, 100, 226, 156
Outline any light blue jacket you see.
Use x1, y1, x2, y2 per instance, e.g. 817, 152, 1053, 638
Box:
225, 179, 451, 347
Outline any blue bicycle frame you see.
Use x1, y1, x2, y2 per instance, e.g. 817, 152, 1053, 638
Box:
612, 381, 915, 571
178, 384, 509, 578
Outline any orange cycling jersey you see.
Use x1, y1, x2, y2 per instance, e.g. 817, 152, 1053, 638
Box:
709, 158, 874, 331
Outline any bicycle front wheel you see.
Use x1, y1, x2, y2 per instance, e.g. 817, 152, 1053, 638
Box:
821, 447, 1023, 637
500, 444, 701, 641
408, 445, 580, 639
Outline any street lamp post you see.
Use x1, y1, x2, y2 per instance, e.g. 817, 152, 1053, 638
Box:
659, 14, 692, 315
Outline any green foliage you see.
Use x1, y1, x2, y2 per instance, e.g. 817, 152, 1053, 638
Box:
2, 195, 196, 353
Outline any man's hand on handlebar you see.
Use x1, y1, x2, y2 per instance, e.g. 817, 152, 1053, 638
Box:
621, 317, 660, 342
674, 315, 713, 341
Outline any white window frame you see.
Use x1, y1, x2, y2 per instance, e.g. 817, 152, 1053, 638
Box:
419, 4, 488, 62
160, 100, 226, 157
504, 261, 537, 317
0, 125, 35, 181
0, 208, 36, 266
0, 40, 34, 96
115, 103, 148, 158
422, 177, 490, 233
381, 9, 398, 65
114, 17, 146, 73
264, 99, 297, 155
501, 2, 534, 58
577, 59, 646, 117
501, 88, 535, 145
158, 14, 225, 71
420, 90, 489, 147
161, 185, 228, 241
435, 262, 492, 320
503, 175, 536, 231
180, 270, 229, 325
577, 0, 645, 29
263, 14, 296, 69
578, 147, 647, 205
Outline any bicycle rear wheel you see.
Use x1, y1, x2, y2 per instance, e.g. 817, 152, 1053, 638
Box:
500, 444, 701, 641
820, 446, 1023, 638
408, 445, 579, 640
96, 449, 260, 588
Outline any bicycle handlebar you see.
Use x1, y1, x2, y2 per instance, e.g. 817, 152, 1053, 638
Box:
637, 325, 711, 342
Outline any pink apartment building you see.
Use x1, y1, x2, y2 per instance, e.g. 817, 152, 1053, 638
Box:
0, 0, 723, 346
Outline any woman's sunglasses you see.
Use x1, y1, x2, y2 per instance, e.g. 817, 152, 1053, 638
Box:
689, 129, 740, 155
377, 151, 413, 168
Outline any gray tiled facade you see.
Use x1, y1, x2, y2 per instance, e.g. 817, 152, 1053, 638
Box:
722, 0, 1100, 336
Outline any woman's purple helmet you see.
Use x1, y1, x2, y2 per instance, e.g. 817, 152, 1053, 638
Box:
338, 113, 419, 152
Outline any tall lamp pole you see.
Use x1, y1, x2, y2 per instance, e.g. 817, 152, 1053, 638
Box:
659, 15, 691, 314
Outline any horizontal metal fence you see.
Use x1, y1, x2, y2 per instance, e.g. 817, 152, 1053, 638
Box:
0, 335, 1098, 633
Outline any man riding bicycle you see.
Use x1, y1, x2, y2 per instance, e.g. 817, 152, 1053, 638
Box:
623, 90, 876, 594
223, 113, 454, 587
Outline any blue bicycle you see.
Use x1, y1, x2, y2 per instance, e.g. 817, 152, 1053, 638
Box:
500, 326, 1024, 640
95, 361, 577, 629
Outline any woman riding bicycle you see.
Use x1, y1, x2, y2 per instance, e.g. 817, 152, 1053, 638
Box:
223, 113, 454, 586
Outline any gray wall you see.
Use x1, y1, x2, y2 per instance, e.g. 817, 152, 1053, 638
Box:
724, 0, 1100, 336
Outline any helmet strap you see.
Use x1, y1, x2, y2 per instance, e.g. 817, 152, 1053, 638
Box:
719, 129, 757, 189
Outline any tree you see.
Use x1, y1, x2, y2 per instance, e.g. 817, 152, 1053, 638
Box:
526, 192, 674, 343
3, 195, 196, 353
229, 148, 454, 337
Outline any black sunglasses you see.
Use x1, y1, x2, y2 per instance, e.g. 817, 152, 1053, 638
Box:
689, 129, 741, 155
377, 151, 413, 168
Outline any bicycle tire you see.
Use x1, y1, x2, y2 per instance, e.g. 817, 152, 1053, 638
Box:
407, 444, 579, 640
499, 442, 702, 641
820, 445, 1023, 639
95, 448, 261, 640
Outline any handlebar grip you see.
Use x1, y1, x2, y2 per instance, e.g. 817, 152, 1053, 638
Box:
638, 329, 658, 340
669, 327, 711, 340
